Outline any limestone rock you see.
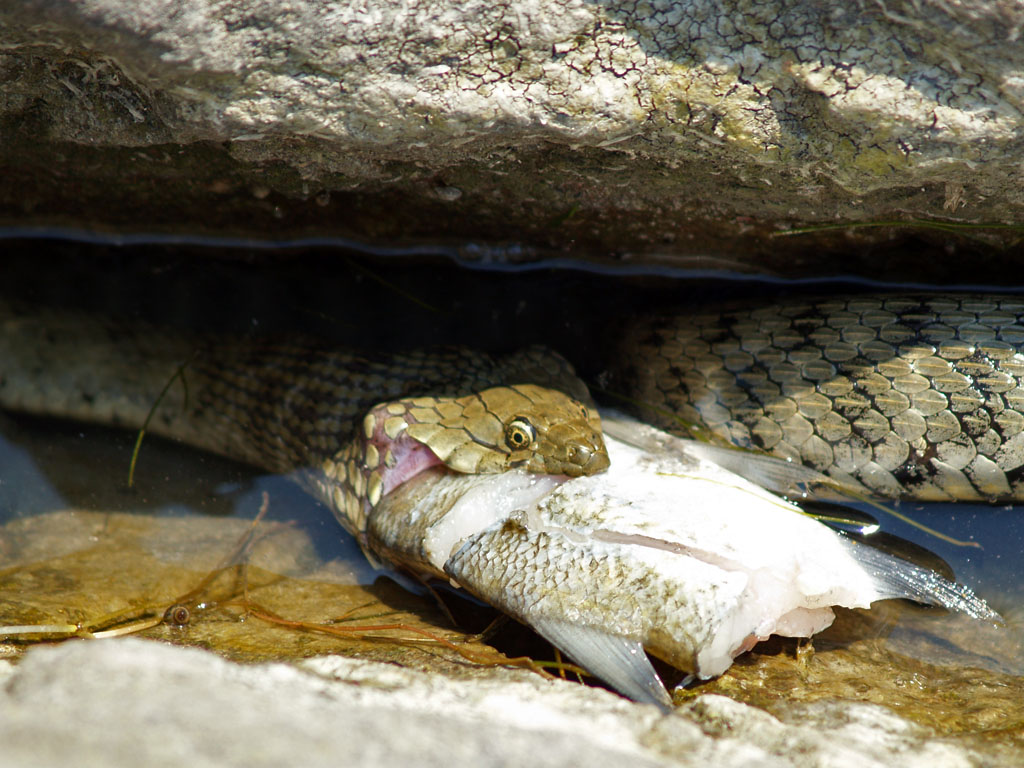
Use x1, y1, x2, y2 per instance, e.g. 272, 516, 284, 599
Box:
1, 0, 1022, 274
0, 639, 1012, 768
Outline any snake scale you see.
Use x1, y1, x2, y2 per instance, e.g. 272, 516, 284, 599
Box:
6, 293, 1024, 520
612, 294, 1024, 502
0, 302, 608, 541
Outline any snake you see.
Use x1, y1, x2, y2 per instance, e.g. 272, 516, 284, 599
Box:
0, 302, 609, 541
7, 293, 1024, 516
612, 293, 1024, 503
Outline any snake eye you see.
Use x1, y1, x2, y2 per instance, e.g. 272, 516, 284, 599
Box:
505, 418, 536, 450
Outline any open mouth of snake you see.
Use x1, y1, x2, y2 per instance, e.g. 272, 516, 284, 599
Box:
372, 428, 448, 499
362, 408, 569, 510
358, 386, 608, 508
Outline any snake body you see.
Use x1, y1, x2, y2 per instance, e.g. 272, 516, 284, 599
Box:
9, 294, 1024, 512
613, 294, 1024, 502
0, 302, 608, 538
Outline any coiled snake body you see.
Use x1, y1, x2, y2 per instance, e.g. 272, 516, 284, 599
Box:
613, 294, 1024, 502
7, 293, 1024, 524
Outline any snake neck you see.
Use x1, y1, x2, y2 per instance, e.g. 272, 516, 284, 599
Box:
312, 408, 446, 537
181, 341, 593, 473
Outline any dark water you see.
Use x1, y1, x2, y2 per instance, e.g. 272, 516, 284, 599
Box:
0, 238, 1022, 681
863, 500, 1024, 620
0, 411, 368, 571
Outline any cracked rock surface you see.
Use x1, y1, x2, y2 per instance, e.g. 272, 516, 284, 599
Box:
0, 639, 1013, 768
1, 0, 1022, 275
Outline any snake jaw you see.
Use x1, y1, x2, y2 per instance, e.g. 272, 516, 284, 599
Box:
513, 436, 610, 476
536, 431, 611, 477
318, 383, 613, 539
348, 385, 612, 512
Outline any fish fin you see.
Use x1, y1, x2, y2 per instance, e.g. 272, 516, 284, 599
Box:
801, 501, 880, 536
528, 617, 672, 710
681, 441, 832, 496
601, 413, 840, 499
838, 534, 1002, 623
841, 530, 955, 580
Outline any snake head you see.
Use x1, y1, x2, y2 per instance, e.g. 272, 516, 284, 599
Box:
488, 384, 610, 477
327, 384, 610, 533
349, 384, 608, 509
401, 383, 610, 477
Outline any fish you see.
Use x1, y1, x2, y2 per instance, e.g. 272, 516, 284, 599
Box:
365, 411, 1002, 708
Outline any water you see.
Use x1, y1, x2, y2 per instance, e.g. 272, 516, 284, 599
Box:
0, 412, 509, 670
0, 411, 367, 572
872, 502, 1024, 611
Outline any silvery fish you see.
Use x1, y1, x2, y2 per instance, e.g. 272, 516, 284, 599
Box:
366, 412, 1001, 708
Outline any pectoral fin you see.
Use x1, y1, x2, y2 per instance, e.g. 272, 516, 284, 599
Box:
528, 617, 672, 711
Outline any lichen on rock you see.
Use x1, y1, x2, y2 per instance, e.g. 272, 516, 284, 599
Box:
2, 1, 1023, 279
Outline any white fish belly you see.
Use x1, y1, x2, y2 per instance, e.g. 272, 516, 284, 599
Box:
371, 425, 881, 678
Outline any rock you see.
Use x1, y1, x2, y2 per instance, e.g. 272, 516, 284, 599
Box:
1, 0, 1022, 275
0, 639, 1012, 768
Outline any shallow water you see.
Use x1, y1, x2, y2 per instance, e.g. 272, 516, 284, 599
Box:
0, 412, 367, 574
868, 501, 1024, 620
3, 387, 1024, 740
1, 241, 1023, 729
0, 414, 528, 673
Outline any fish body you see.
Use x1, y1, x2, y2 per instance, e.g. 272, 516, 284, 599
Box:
368, 413, 1000, 707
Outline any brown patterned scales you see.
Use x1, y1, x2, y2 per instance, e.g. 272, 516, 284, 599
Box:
613, 294, 1024, 502
0, 303, 608, 540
